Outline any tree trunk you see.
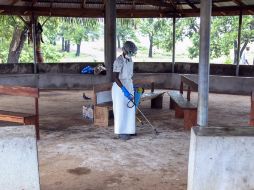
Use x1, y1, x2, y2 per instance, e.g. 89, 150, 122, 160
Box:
233, 40, 249, 64
240, 41, 249, 58
7, 26, 27, 63
148, 35, 153, 58
76, 43, 81, 56
64, 40, 68, 51
35, 22, 44, 63
67, 40, 70, 52
62, 37, 65, 51
117, 35, 121, 48
233, 40, 238, 65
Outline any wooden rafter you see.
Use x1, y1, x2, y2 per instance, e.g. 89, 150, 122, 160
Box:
231, 0, 245, 7
184, 0, 198, 10
129, 0, 172, 8
11, 0, 20, 5
82, 0, 86, 8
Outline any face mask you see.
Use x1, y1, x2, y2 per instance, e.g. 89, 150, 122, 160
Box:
125, 54, 132, 59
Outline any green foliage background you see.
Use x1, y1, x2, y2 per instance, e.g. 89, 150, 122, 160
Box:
0, 15, 253, 64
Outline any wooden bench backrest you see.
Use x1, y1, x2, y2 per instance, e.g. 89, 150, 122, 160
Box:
180, 75, 198, 92
0, 85, 39, 98
134, 78, 155, 92
93, 83, 113, 105
180, 75, 198, 101
93, 79, 156, 105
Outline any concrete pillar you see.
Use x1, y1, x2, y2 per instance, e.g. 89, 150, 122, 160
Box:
197, 0, 212, 127
104, 0, 116, 82
236, 11, 243, 76
172, 16, 176, 73
250, 91, 254, 126
0, 125, 40, 190
188, 127, 254, 190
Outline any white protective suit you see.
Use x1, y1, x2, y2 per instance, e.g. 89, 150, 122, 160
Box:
112, 55, 136, 134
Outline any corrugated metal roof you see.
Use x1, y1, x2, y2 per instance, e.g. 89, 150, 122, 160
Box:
0, 0, 253, 17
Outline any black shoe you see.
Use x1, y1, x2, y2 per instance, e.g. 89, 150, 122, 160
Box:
118, 134, 131, 140
130, 133, 137, 136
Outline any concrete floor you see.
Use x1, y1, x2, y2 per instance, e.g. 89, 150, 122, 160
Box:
0, 90, 250, 190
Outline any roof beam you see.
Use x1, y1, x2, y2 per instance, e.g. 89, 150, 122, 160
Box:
0, 4, 254, 18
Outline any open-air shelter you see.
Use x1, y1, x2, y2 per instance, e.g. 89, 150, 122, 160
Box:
0, 0, 254, 189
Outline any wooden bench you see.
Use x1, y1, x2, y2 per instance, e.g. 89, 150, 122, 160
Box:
0, 85, 40, 140
168, 75, 198, 129
93, 79, 164, 127
250, 91, 254, 126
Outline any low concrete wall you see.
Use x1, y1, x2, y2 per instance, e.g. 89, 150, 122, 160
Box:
185, 74, 254, 95
0, 73, 253, 94
188, 127, 254, 190
1, 62, 254, 76
0, 125, 40, 190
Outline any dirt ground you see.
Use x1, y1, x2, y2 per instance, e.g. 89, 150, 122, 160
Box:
0, 90, 251, 190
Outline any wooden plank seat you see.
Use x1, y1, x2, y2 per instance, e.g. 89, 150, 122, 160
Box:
250, 91, 254, 126
168, 75, 198, 129
0, 110, 36, 123
0, 85, 40, 140
92, 79, 164, 127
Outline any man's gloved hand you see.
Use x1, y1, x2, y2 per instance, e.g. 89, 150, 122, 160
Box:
121, 86, 133, 101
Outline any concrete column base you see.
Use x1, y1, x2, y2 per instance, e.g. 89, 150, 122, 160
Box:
188, 127, 254, 190
0, 125, 40, 190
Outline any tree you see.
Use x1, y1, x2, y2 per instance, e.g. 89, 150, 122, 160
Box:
179, 16, 254, 64
0, 16, 28, 63
71, 19, 100, 56
0, 16, 65, 63
139, 18, 173, 58
0, 16, 14, 63
116, 19, 138, 48
42, 17, 60, 45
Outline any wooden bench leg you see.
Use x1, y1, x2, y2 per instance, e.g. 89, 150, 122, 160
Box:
24, 117, 40, 140
151, 95, 163, 109
94, 106, 109, 127
169, 97, 176, 110
184, 109, 197, 129
35, 118, 40, 140
175, 105, 184, 118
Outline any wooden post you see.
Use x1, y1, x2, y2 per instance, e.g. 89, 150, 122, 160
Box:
172, 16, 176, 73
180, 81, 184, 94
187, 86, 191, 101
151, 82, 155, 93
32, 13, 37, 74
236, 11, 242, 76
104, 0, 116, 82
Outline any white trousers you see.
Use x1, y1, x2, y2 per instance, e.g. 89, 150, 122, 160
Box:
112, 80, 136, 134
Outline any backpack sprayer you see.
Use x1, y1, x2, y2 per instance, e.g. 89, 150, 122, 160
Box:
127, 87, 159, 135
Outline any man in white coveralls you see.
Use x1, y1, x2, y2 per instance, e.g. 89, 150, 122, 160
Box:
112, 41, 138, 140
